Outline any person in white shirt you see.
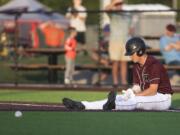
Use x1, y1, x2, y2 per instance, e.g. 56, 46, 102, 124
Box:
66, 0, 87, 48
105, 0, 137, 87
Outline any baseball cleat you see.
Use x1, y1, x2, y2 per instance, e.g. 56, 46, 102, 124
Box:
62, 98, 85, 110
103, 90, 116, 110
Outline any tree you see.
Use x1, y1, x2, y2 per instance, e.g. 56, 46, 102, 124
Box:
38, 0, 99, 24
0, 0, 179, 23
0, 0, 9, 5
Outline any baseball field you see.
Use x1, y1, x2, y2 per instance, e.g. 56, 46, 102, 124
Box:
0, 89, 180, 135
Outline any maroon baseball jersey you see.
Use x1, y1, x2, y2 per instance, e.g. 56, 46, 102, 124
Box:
133, 55, 173, 94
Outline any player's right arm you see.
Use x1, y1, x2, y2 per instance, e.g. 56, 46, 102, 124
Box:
135, 84, 158, 96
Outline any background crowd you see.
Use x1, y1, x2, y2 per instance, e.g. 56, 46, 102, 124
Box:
0, 0, 179, 86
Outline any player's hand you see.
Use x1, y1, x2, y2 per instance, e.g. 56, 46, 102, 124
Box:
121, 88, 135, 101
132, 85, 141, 93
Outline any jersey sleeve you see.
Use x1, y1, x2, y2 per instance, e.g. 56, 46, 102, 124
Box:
149, 63, 161, 84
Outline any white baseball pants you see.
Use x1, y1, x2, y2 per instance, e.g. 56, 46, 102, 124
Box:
82, 93, 171, 111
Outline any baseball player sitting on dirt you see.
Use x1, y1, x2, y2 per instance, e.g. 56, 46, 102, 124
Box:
62, 37, 173, 111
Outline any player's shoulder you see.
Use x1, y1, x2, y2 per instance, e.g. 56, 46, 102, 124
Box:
148, 55, 161, 64
148, 56, 165, 71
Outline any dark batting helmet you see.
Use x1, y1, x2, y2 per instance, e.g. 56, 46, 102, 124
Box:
125, 37, 146, 56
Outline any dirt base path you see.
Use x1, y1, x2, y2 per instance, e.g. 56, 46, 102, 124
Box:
0, 101, 180, 112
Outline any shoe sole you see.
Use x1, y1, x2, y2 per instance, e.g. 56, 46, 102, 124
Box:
63, 98, 85, 110
103, 91, 116, 110
63, 98, 74, 109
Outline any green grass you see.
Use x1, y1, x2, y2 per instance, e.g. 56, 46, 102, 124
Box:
0, 89, 180, 108
0, 90, 107, 103
0, 90, 180, 135
0, 111, 180, 135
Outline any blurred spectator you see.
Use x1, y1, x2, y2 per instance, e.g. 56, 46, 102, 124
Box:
160, 24, 180, 85
105, 0, 137, 87
64, 27, 77, 85
39, 21, 65, 48
31, 23, 40, 48
164, 39, 180, 51
0, 31, 9, 59
0, 22, 15, 59
91, 24, 110, 67
91, 24, 111, 85
3, 21, 15, 48
66, 0, 87, 51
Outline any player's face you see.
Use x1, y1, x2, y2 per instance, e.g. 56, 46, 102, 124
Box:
130, 53, 139, 63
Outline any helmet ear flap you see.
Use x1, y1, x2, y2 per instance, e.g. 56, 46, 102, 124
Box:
137, 49, 145, 56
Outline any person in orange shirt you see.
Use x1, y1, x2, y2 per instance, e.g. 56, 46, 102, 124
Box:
31, 23, 39, 48
39, 21, 65, 47
64, 27, 77, 84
